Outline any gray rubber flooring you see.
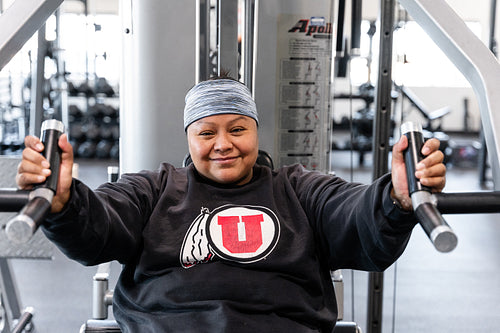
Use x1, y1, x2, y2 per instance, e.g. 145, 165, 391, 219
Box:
5, 154, 500, 332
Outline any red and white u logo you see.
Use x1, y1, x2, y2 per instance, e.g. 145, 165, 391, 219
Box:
207, 205, 280, 263
217, 214, 264, 253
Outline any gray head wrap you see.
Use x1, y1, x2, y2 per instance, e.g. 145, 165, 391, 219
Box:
184, 79, 259, 131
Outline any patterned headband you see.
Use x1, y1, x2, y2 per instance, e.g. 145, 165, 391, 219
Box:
184, 79, 259, 131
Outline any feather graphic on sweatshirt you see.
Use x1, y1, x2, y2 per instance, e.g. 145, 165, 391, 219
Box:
180, 207, 214, 268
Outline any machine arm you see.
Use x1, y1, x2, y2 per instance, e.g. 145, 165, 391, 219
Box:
0, 119, 64, 244
401, 122, 458, 252
401, 122, 500, 252
434, 192, 500, 214
399, 0, 500, 190
0, 190, 30, 212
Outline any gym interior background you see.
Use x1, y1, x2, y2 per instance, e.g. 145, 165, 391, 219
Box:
0, 0, 499, 332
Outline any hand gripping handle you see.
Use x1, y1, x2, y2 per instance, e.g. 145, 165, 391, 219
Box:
5, 119, 65, 244
401, 122, 457, 252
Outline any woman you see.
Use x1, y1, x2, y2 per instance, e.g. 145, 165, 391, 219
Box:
17, 76, 445, 332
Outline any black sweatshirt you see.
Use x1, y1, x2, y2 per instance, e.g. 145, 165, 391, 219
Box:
43, 163, 416, 332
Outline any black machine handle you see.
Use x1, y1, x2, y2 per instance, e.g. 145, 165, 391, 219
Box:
5, 119, 65, 244
401, 122, 458, 252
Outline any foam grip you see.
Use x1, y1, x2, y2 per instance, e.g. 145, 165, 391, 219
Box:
351, 0, 362, 52
40, 119, 64, 192
5, 119, 64, 243
402, 122, 430, 193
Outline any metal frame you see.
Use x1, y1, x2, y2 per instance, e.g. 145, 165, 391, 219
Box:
0, 259, 23, 333
29, 23, 47, 138
217, 0, 239, 77
367, 0, 396, 332
0, 0, 64, 71
399, 0, 500, 190
197, 0, 212, 82
368, 1, 500, 331
242, 0, 256, 91
197, 0, 256, 89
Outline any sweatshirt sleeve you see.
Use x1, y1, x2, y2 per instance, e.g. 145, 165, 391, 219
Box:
42, 169, 163, 266
289, 166, 417, 272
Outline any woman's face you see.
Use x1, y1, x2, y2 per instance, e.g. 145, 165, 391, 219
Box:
187, 114, 259, 185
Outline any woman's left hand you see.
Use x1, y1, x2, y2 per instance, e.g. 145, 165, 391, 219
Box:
390, 135, 446, 211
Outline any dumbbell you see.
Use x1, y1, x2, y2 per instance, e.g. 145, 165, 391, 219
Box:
77, 140, 97, 158
96, 140, 113, 159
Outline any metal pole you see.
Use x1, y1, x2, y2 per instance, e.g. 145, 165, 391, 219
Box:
489, 0, 497, 56
0, 258, 23, 333
217, 0, 239, 77
29, 24, 47, 138
243, 0, 256, 91
479, 0, 497, 184
367, 0, 396, 332
0, 0, 64, 71
196, 0, 211, 82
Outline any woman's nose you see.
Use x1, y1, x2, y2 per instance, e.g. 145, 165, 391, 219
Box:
213, 133, 233, 152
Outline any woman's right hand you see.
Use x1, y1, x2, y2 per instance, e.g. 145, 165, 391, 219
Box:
16, 134, 74, 213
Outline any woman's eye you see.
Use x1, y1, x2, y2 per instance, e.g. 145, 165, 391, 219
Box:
231, 127, 245, 133
199, 131, 214, 136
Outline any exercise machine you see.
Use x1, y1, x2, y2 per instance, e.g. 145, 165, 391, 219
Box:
1, 119, 64, 244
402, 121, 500, 249
0, 119, 63, 333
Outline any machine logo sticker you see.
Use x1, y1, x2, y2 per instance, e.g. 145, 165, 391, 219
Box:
287, 18, 333, 38
180, 205, 280, 268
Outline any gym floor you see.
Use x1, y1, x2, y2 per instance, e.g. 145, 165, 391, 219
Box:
7, 151, 500, 332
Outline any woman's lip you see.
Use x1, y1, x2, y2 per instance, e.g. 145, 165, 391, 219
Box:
211, 156, 238, 163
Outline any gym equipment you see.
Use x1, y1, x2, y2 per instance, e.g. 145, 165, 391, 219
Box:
395, 84, 451, 132
10, 307, 34, 333
401, 122, 457, 252
1, 119, 64, 244
0, 0, 64, 71
94, 78, 115, 98
351, 0, 362, 55
68, 100, 119, 160
95, 140, 114, 159
401, 121, 500, 251
0, 157, 54, 333
0, 120, 62, 331
77, 140, 97, 159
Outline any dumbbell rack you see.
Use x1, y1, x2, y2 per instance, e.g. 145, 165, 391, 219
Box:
67, 78, 119, 160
